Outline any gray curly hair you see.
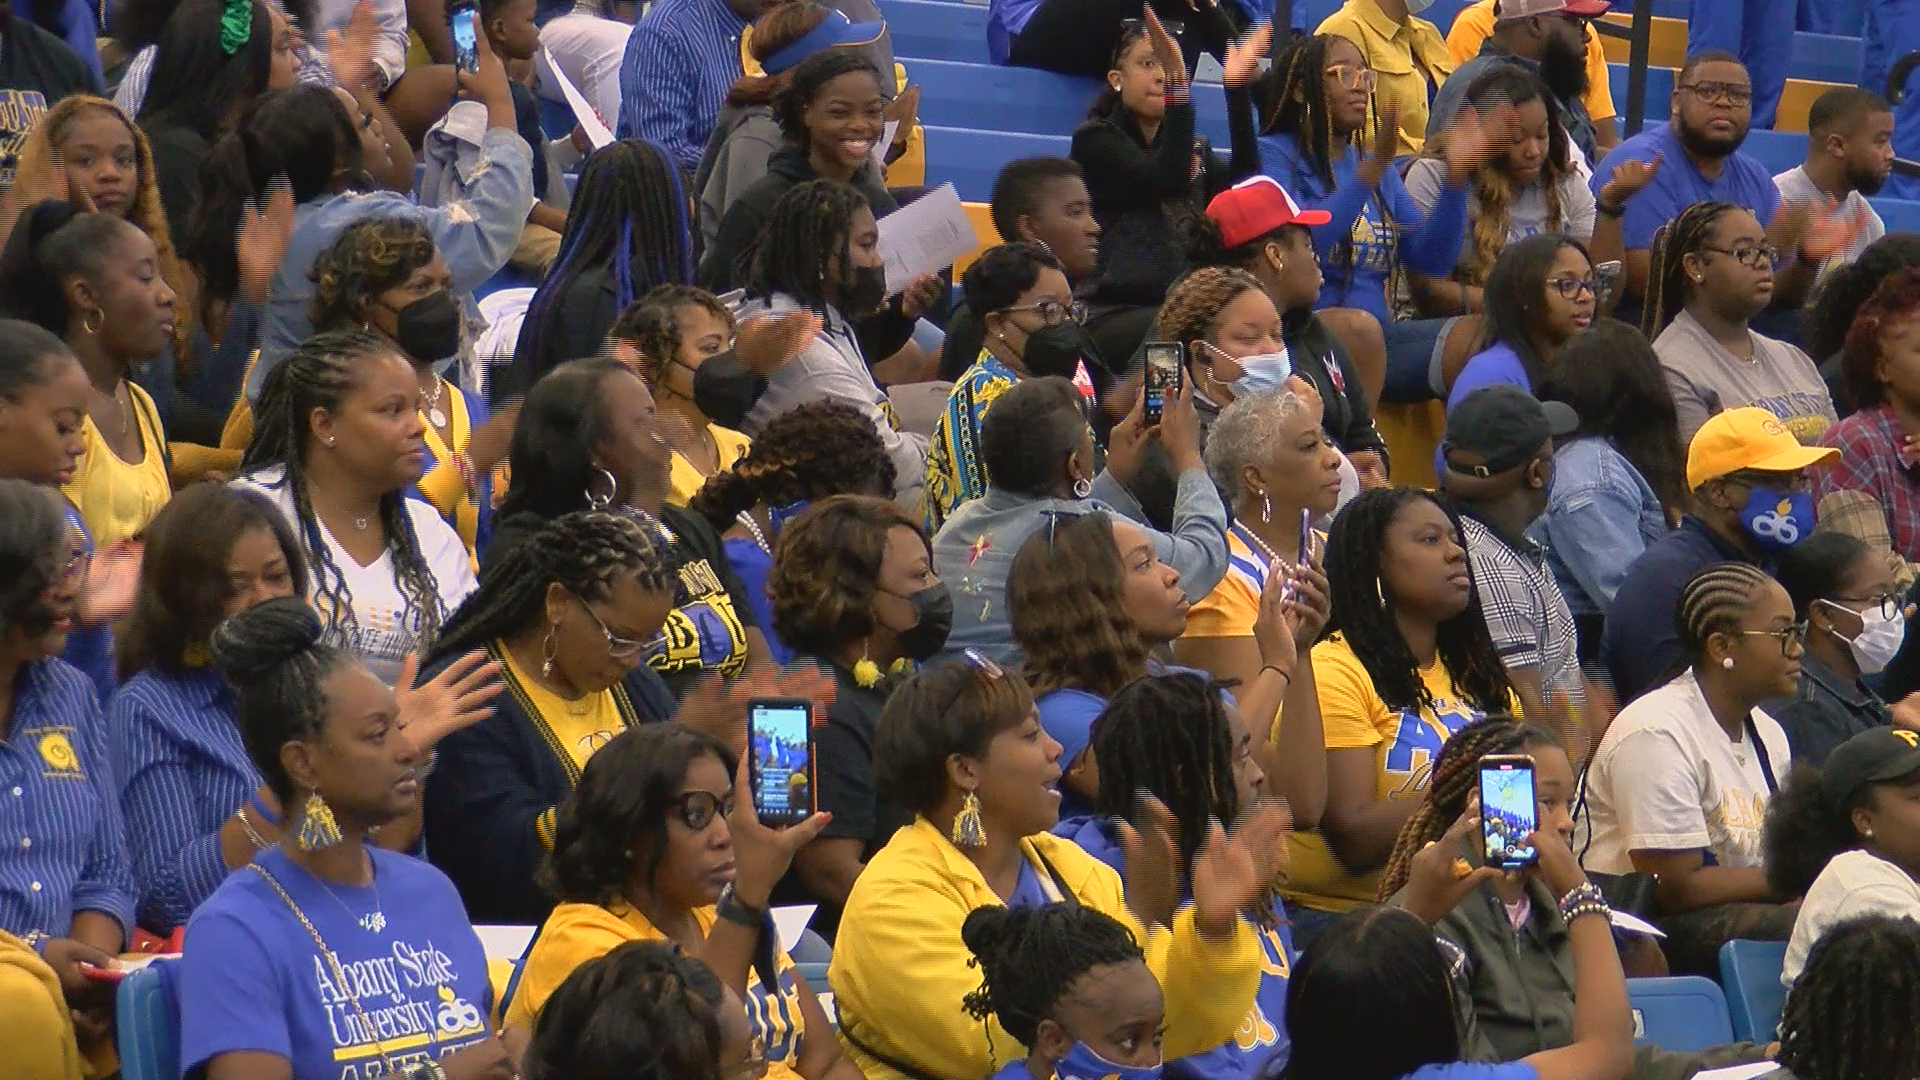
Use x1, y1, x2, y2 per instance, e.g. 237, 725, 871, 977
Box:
1203, 389, 1309, 506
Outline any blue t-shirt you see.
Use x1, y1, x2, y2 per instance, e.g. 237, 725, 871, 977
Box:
1400, 1064, 1541, 1080
722, 535, 787, 664
1435, 344, 1535, 476
177, 846, 495, 1080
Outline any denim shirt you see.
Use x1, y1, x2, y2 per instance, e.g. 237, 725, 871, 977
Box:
1529, 436, 1667, 620
931, 468, 1229, 667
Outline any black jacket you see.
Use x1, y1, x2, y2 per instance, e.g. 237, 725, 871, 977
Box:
1285, 307, 1387, 460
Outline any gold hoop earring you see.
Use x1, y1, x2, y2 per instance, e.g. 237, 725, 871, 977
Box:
541, 627, 558, 678
82, 308, 104, 336
295, 792, 344, 850
951, 790, 986, 847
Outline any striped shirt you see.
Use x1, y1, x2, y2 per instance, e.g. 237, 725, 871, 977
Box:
108, 666, 257, 933
0, 659, 135, 940
616, 0, 749, 172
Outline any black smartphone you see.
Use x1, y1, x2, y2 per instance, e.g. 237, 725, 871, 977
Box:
1142, 341, 1183, 426
1478, 754, 1538, 870
483, 359, 526, 409
449, 0, 480, 73
748, 698, 815, 828
1594, 259, 1622, 310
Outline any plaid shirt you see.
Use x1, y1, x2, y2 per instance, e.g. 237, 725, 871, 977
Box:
1815, 404, 1920, 564
1461, 513, 1582, 696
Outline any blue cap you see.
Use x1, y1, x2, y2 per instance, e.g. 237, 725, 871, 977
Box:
761, 10, 886, 75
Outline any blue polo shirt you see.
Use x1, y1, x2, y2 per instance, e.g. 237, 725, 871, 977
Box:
1600, 515, 1758, 704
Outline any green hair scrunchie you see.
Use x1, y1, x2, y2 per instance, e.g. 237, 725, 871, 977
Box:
219, 0, 254, 57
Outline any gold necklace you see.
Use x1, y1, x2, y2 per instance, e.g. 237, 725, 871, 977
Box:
421, 375, 448, 427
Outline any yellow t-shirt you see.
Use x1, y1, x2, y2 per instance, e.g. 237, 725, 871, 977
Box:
506, 900, 808, 1080
1183, 524, 1327, 639
667, 424, 753, 507
1283, 633, 1497, 912
1443, 0, 1618, 124
64, 381, 170, 544
1315, 0, 1456, 158
498, 640, 622, 774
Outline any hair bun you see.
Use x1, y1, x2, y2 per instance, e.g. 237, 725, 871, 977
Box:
208, 596, 325, 684
960, 904, 1030, 962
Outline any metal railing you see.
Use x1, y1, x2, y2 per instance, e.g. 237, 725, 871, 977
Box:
1591, 0, 1656, 137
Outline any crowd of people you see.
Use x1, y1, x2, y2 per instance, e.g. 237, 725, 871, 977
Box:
7, 0, 1920, 1077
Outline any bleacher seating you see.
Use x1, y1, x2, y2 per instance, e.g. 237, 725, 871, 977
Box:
116, 961, 181, 1080
1719, 938, 1790, 1043
1626, 976, 1736, 1052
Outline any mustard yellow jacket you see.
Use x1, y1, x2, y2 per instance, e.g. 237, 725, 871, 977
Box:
829, 817, 1262, 1080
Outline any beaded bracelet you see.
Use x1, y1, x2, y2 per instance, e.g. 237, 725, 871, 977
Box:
1556, 881, 1606, 921
21, 929, 48, 954
1564, 900, 1612, 926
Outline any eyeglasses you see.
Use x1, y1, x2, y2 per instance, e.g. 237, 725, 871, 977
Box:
671, 790, 736, 830
1002, 299, 1087, 326
1546, 275, 1598, 300
1737, 622, 1808, 657
1679, 81, 1754, 107
1324, 65, 1376, 92
1829, 594, 1905, 622
1700, 243, 1780, 270
573, 592, 650, 660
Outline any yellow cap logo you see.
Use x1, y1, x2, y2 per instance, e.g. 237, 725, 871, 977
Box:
37, 731, 80, 776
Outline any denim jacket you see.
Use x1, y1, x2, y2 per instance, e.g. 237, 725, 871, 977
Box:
932, 467, 1229, 667
1529, 436, 1667, 619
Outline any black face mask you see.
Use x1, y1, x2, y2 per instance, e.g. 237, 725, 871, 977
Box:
844, 264, 889, 316
393, 291, 462, 364
890, 582, 953, 661
1021, 322, 1093, 380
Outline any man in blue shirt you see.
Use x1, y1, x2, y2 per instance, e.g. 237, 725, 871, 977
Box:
1600, 407, 1836, 705
617, 0, 776, 174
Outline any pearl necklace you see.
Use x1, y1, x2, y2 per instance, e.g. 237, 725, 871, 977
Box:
736, 512, 771, 554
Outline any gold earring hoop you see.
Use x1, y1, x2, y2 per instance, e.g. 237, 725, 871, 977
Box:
541, 627, 558, 678
82, 308, 105, 335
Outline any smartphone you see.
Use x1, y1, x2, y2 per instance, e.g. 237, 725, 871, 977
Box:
1594, 260, 1623, 310
1477, 754, 1539, 870
449, 0, 480, 73
1142, 341, 1183, 426
483, 359, 526, 409
76, 961, 126, 984
748, 698, 815, 828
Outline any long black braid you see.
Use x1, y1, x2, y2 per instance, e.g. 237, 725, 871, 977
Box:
744, 178, 869, 314
428, 510, 673, 665
242, 328, 445, 646
686, 398, 896, 534
1641, 200, 1739, 340
1321, 487, 1511, 717
959, 903, 1146, 1049
1376, 716, 1561, 901
1776, 915, 1920, 1080
1091, 671, 1279, 926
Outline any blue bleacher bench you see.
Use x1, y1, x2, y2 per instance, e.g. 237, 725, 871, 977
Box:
924, 125, 1070, 199
1719, 939, 1789, 1044
1626, 975, 1735, 1052
900, 58, 1235, 142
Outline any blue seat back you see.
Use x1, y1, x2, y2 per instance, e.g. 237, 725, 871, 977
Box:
1626, 975, 1735, 1052
1719, 939, 1789, 1043
116, 960, 181, 1080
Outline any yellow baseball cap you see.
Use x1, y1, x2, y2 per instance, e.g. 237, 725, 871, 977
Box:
1685, 407, 1838, 490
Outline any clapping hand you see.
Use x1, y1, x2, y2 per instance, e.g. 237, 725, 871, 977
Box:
735, 309, 823, 374
1221, 19, 1271, 89
394, 649, 505, 751
319, 0, 376, 92
235, 177, 294, 298
1359, 97, 1400, 182
1597, 152, 1658, 213
1438, 99, 1515, 180
1116, 792, 1181, 930
1141, 5, 1188, 93
1188, 798, 1290, 936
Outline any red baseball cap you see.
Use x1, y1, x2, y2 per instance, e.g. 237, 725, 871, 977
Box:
1496, 0, 1611, 19
1205, 176, 1332, 248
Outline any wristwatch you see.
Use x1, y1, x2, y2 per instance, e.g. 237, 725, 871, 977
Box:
715, 883, 766, 928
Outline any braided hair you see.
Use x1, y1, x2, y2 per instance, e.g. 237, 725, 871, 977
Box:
1154, 266, 1267, 347
1454, 66, 1569, 288
206, 596, 356, 804
308, 216, 437, 333
521, 939, 730, 1080
745, 178, 870, 314
1776, 915, 1920, 1080
961, 903, 1148, 1049
1665, 560, 1773, 682
427, 510, 671, 665
516, 140, 694, 382
1321, 488, 1512, 717
1375, 715, 1561, 901
1008, 510, 1150, 699
1641, 200, 1740, 340
687, 398, 895, 533
1092, 671, 1280, 925
242, 328, 446, 645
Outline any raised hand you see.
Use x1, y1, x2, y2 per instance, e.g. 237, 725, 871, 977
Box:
899, 273, 943, 319
1102, 388, 1153, 489
319, 0, 376, 91
235, 177, 294, 293
1157, 371, 1204, 470
394, 649, 505, 751
1115, 792, 1180, 930
1252, 559, 1300, 677
1397, 796, 1505, 925
1221, 18, 1271, 89
1439, 99, 1515, 180
1794, 197, 1866, 266
726, 752, 835, 904
1189, 798, 1290, 936
1285, 558, 1330, 646
76, 539, 142, 625
675, 658, 836, 757
1141, 5, 1188, 92
1350, 449, 1389, 488
1597, 151, 1658, 213
735, 308, 823, 373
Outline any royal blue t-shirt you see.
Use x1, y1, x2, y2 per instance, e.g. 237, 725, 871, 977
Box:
177, 846, 495, 1080
1400, 1063, 1541, 1080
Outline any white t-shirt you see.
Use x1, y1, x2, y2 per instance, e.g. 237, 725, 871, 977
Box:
1576, 670, 1790, 875
1773, 165, 1887, 289
232, 468, 478, 684
1782, 848, 1920, 988
1403, 156, 1599, 277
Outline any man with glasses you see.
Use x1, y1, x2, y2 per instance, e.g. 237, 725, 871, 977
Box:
1427, 0, 1609, 165
1602, 406, 1838, 704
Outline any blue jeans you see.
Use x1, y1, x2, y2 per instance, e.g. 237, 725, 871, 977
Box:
1380, 315, 1460, 404
1282, 900, 1345, 953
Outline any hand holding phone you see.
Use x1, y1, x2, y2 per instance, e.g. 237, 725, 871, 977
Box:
76, 961, 126, 984
448, 0, 480, 73
1142, 342, 1183, 427
1477, 755, 1538, 870
748, 698, 815, 827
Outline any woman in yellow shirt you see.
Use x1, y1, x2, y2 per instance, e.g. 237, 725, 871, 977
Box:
831, 653, 1281, 1080
1283, 485, 1514, 949
607, 285, 753, 506
506, 723, 859, 1080
0, 201, 177, 543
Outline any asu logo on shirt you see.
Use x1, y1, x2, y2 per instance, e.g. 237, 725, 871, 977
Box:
32, 728, 84, 779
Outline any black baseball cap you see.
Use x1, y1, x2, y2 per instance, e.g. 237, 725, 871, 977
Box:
1821, 727, 1920, 813
1442, 385, 1580, 478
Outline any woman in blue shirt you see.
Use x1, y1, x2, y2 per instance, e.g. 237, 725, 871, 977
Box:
0, 478, 135, 1072
177, 597, 520, 1080
1255, 34, 1501, 404
1057, 670, 1295, 1080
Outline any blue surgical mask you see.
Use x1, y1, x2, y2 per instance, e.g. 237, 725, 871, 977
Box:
1228, 348, 1291, 398
1053, 1041, 1162, 1080
1738, 486, 1814, 554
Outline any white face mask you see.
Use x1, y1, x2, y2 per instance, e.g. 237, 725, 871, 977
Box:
1820, 598, 1907, 675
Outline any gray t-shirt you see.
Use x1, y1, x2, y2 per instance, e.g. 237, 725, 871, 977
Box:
1653, 308, 1837, 446
1774, 165, 1887, 288
1404, 155, 1597, 280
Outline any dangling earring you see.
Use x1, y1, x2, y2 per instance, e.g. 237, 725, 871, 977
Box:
952, 790, 986, 847
1072, 477, 1093, 499
295, 792, 344, 851
1376, 577, 1387, 607
1721, 656, 1735, 670
1261, 491, 1272, 523
541, 627, 558, 678
585, 465, 617, 510
853, 639, 882, 688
